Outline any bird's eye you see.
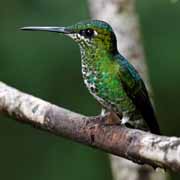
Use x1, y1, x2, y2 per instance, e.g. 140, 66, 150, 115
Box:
79, 29, 94, 38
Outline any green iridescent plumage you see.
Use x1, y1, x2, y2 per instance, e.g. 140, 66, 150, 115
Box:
21, 20, 160, 134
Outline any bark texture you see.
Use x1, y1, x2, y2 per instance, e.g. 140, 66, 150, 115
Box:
0, 81, 179, 174
88, 0, 167, 179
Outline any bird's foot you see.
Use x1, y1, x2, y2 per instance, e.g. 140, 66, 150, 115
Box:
100, 111, 121, 126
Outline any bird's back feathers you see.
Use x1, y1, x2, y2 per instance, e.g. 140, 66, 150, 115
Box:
116, 54, 161, 135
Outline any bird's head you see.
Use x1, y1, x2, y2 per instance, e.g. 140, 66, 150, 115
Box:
21, 20, 118, 54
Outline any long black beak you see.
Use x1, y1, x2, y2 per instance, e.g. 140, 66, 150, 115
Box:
20, 26, 73, 34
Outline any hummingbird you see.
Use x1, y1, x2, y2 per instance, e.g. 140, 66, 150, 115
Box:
21, 20, 160, 134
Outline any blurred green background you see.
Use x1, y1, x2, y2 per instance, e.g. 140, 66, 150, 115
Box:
0, 0, 179, 179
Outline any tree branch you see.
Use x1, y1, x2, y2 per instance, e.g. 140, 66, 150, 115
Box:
88, 0, 167, 179
0, 81, 179, 172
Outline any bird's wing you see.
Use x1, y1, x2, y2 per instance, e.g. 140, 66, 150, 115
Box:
117, 56, 160, 134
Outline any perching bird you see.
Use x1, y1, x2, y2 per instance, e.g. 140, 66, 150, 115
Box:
21, 20, 160, 134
